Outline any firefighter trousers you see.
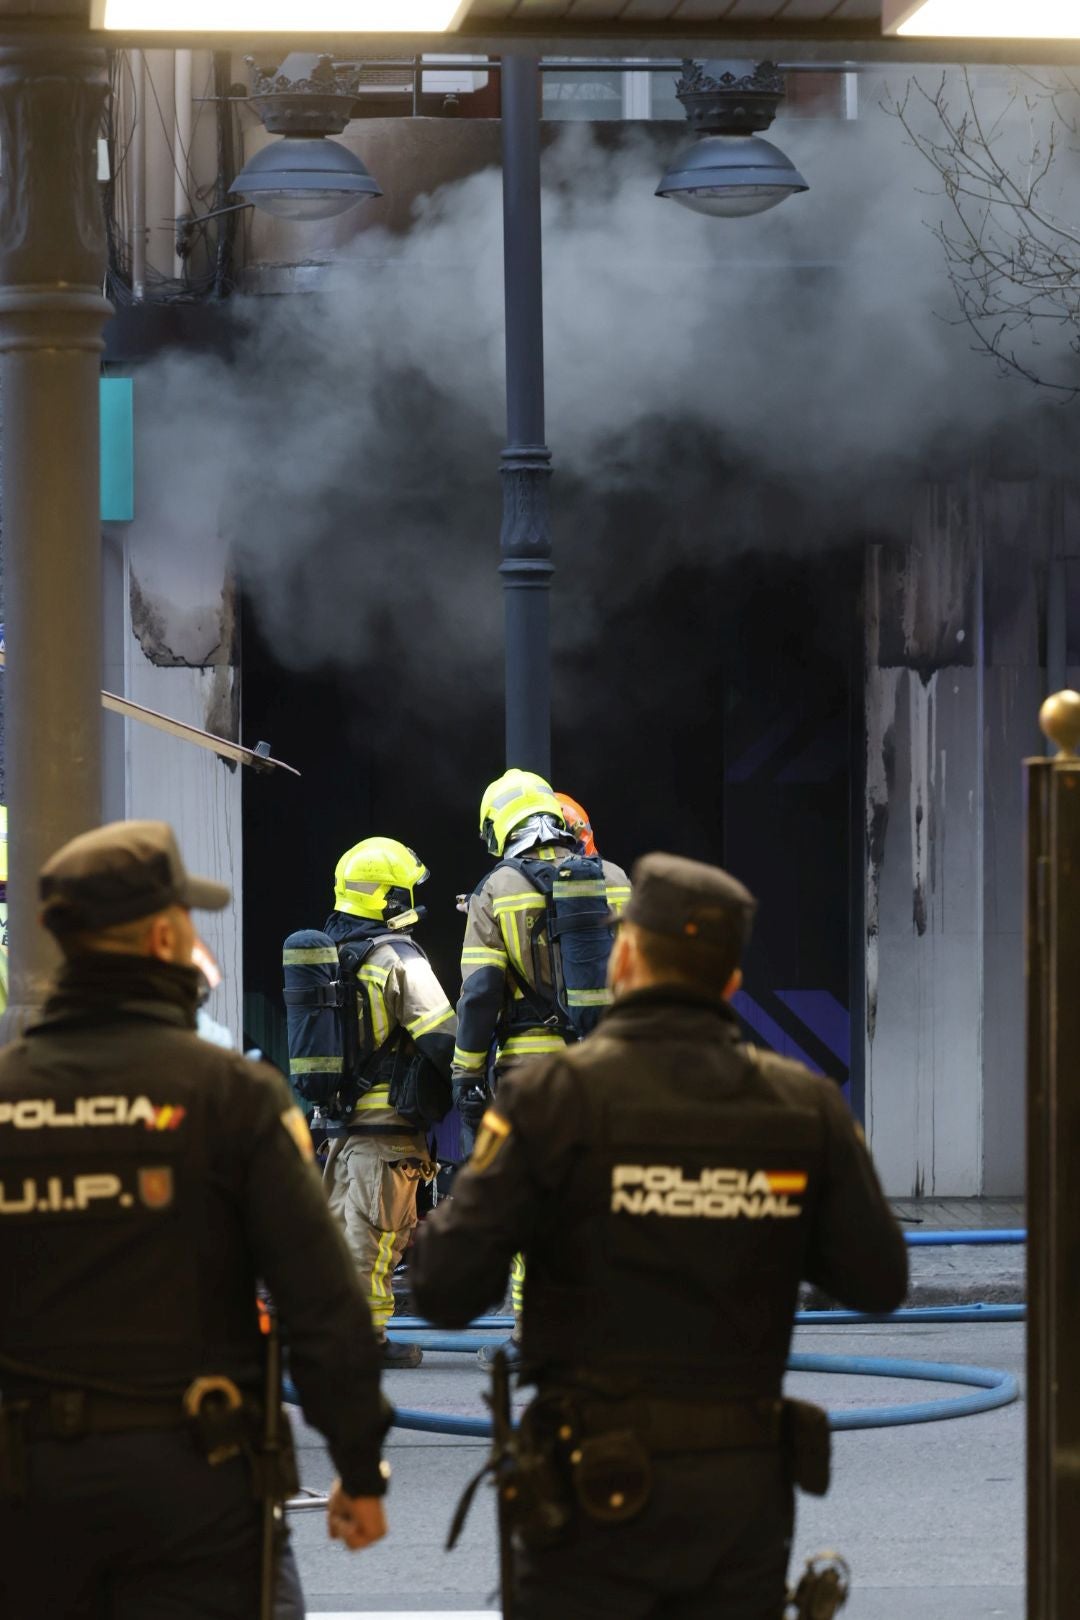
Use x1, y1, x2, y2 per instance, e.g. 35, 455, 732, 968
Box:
324, 1134, 430, 1336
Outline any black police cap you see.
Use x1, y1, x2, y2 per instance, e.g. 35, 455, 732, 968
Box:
40, 820, 230, 935
618, 852, 757, 952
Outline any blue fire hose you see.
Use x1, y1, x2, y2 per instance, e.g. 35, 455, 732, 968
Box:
903, 1228, 1025, 1246
284, 1351, 1017, 1436
386, 1303, 1025, 1335
284, 1228, 1026, 1439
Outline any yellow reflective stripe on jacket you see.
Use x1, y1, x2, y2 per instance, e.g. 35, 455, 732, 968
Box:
606, 884, 632, 911
499, 1031, 566, 1057
359, 980, 391, 1048
289, 1056, 341, 1074
552, 879, 608, 899
499, 917, 530, 983
352, 1084, 392, 1110
494, 896, 545, 986
283, 946, 339, 965
462, 946, 508, 968
453, 1045, 488, 1073
406, 1004, 455, 1040
358, 962, 391, 988
566, 988, 613, 1008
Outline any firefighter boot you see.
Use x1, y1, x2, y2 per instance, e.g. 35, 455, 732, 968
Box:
381, 1338, 423, 1369
477, 1326, 522, 1369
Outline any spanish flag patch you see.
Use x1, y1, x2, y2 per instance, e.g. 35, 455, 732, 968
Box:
471, 1109, 511, 1174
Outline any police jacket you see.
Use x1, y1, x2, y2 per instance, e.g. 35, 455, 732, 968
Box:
0, 953, 390, 1496
324, 912, 456, 1142
415, 985, 907, 1398
452, 844, 631, 1087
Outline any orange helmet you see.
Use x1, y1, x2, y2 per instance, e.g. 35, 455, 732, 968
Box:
555, 792, 597, 857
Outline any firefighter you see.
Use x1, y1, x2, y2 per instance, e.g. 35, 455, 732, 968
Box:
321, 837, 456, 1369
413, 851, 908, 1620
554, 792, 598, 857
452, 771, 631, 1358
453, 771, 630, 1134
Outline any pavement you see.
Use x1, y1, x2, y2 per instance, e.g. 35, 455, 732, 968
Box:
890, 1199, 1025, 1308
804, 1198, 1026, 1310
290, 1318, 1025, 1618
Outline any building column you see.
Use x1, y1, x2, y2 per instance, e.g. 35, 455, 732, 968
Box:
499, 54, 552, 779
864, 475, 1043, 1197
0, 45, 111, 1030
864, 481, 985, 1195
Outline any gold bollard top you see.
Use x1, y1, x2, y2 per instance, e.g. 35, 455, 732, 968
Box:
1040, 691, 1080, 759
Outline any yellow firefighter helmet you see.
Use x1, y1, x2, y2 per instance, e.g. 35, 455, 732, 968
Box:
333, 837, 428, 922
479, 769, 565, 857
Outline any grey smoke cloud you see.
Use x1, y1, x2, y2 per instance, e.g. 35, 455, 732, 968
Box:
133, 72, 1049, 683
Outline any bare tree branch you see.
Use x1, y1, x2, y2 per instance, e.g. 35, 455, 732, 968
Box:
886, 67, 1080, 396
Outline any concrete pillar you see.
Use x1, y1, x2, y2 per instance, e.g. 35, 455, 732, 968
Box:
864, 476, 1044, 1197
0, 45, 111, 1030
864, 482, 985, 1195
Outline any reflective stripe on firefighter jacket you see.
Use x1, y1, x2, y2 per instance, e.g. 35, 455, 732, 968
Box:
452, 844, 632, 1083
324, 914, 456, 1144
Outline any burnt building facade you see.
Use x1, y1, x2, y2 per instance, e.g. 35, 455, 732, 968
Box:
97, 52, 1063, 1194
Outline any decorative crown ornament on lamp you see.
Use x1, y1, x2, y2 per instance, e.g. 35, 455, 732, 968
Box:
656, 61, 809, 219
229, 53, 382, 222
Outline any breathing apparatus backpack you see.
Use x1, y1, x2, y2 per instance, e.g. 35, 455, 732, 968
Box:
282, 929, 450, 1130
505, 852, 616, 1039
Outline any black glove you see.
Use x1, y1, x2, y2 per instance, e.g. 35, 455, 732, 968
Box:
454, 1083, 489, 1128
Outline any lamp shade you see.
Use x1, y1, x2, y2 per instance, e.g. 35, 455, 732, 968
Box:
229, 136, 381, 222
656, 134, 808, 219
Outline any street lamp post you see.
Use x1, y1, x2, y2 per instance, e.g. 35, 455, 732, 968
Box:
499, 54, 552, 779
0, 45, 112, 1033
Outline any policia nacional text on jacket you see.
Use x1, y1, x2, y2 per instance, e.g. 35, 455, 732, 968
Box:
413, 852, 908, 1620
0, 821, 390, 1620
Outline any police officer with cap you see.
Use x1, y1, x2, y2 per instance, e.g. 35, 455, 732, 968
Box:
413, 851, 907, 1619
0, 821, 391, 1620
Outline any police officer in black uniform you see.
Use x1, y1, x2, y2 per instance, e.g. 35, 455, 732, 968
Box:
412, 852, 908, 1620
0, 821, 391, 1620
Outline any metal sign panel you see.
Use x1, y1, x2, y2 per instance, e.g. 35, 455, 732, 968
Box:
100, 375, 133, 522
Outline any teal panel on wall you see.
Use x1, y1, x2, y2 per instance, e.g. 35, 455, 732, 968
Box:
100, 376, 134, 522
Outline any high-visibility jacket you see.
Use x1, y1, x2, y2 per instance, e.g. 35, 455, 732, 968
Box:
451, 843, 631, 1087
323, 912, 456, 1141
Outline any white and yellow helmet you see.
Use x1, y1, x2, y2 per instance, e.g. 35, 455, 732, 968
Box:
333, 837, 428, 923
479, 769, 565, 858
